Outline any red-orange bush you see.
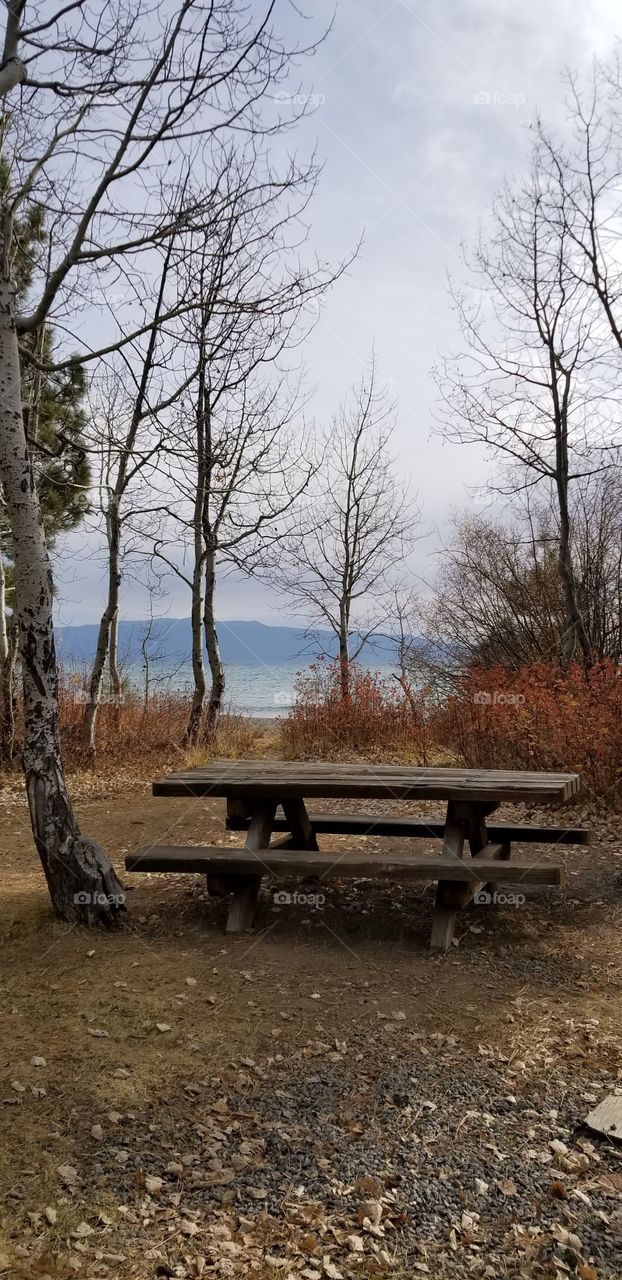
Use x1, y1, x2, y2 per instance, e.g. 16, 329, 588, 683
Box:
281, 660, 433, 762
432, 660, 622, 803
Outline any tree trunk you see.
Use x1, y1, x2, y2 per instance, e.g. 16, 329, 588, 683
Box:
186, 550, 207, 744
109, 604, 122, 700
555, 436, 592, 663
338, 604, 350, 700
0, 276, 125, 922
0, 611, 18, 763
186, 423, 207, 745
82, 502, 122, 755
0, 545, 15, 764
203, 544, 225, 736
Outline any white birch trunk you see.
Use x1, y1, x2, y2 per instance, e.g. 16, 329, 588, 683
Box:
82, 500, 122, 755
0, 540, 13, 762
203, 544, 225, 736
0, 274, 124, 921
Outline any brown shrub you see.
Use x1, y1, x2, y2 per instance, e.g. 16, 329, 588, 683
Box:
280, 660, 434, 763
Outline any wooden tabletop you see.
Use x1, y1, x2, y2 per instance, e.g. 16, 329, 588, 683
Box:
153, 761, 581, 803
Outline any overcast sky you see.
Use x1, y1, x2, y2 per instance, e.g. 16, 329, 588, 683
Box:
56, 0, 622, 627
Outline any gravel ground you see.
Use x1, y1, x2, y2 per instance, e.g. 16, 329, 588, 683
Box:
33, 1021, 622, 1280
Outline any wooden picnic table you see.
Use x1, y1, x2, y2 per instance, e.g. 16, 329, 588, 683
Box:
126, 762, 586, 951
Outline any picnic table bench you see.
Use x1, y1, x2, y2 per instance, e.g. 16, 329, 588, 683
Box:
125, 761, 587, 951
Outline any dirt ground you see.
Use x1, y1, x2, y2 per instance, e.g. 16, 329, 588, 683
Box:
1, 763, 622, 1280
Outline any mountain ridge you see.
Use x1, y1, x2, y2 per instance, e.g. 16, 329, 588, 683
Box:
56, 617, 401, 666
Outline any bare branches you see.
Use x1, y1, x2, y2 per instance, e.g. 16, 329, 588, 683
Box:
276, 355, 420, 697
434, 130, 622, 662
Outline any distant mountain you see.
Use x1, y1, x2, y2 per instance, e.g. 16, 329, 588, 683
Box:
56, 617, 402, 667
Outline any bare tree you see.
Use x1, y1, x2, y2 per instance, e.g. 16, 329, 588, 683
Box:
418, 472, 622, 673
157, 373, 313, 740
277, 356, 419, 699
537, 62, 622, 364
435, 142, 619, 663
0, 0, 330, 922
422, 505, 567, 671
147, 145, 346, 742
81, 224, 189, 757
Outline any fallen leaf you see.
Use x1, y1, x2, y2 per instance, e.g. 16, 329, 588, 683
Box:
72, 1222, 93, 1238
323, 1261, 342, 1279
180, 1220, 199, 1236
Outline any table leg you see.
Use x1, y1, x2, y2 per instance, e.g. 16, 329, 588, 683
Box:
430, 803, 466, 952
281, 798, 319, 851
430, 801, 503, 951
225, 801, 276, 933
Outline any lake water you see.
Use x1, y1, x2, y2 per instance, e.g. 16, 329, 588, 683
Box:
119, 659, 399, 717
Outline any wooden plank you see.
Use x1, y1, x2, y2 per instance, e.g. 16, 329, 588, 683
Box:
282, 797, 319, 850
430, 803, 466, 953
225, 803, 275, 934
225, 813, 591, 845
584, 1095, 622, 1142
487, 840, 512, 898
125, 846, 564, 885
153, 763, 581, 803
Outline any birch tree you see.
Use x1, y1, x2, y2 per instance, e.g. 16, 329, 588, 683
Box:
0, 0, 329, 922
276, 356, 418, 700
154, 155, 342, 740
159, 371, 313, 740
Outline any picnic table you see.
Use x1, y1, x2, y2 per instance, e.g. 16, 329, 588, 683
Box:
126, 761, 588, 951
